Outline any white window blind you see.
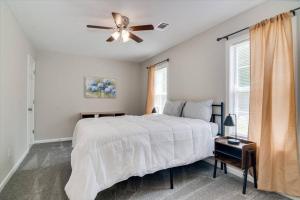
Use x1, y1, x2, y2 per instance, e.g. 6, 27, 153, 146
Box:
229, 39, 250, 138
154, 63, 168, 114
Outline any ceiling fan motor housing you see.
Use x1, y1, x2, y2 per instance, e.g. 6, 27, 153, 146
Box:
121, 16, 129, 28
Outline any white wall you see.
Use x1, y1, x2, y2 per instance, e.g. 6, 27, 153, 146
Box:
140, 0, 300, 175
141, 1, 300, 107
0, 2, 35, 190
35, 51, 143, 141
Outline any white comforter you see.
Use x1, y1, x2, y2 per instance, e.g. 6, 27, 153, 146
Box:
65, 114, 216, 200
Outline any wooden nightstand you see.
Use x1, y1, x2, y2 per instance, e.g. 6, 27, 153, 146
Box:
80, 112, 125, 119
213, 136, 257, 194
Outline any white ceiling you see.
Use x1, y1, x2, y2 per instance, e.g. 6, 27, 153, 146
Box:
6, 0, 267, 63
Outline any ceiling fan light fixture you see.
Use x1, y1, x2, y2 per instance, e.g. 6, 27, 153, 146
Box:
122, 30, 130, 42
111, 31, 120, 40
87, 12, 156, 43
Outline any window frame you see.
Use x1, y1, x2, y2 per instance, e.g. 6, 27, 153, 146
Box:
226, 34, 250, 138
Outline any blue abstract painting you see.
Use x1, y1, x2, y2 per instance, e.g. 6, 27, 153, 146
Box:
85, 77, 116, 98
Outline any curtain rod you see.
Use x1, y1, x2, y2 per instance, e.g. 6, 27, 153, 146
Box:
147, 58, 169, 69
216, 6, 300, 42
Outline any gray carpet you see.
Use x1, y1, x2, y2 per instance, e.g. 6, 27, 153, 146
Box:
0, 141, 289, 200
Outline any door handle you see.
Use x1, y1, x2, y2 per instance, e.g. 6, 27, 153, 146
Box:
28, 108, 33, 111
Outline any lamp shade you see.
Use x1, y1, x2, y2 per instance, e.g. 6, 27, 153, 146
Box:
152, 107, 158, 113
224, 114, 235, 126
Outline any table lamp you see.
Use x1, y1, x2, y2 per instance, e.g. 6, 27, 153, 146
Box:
224, 114, 240, 145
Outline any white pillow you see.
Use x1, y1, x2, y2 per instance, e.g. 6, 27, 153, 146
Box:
163, 100, 185, 117
182, 100, 213, 122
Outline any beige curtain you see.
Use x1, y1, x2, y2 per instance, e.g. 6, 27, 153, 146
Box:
249, 12, 300, 196
145, 66, 155, 114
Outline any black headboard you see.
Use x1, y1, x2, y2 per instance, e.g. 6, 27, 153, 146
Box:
211, 102, 224, 136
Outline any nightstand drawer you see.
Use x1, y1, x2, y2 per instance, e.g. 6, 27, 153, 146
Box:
215, 143, 242, 160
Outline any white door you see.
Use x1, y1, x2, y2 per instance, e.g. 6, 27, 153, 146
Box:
27, 55, 35, 147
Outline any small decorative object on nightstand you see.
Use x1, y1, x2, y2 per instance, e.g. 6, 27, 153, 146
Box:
213, 136, 257, 194
224, 114, 240, 145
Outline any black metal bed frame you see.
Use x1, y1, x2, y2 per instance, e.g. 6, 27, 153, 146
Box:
169, 102, 224, 189
211, 102, 225, 136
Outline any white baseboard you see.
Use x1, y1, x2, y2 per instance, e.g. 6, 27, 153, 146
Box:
0, 137, 71, 193
0, 147, 29, 192
34, 137, 72, 144
204, 158, 254, 182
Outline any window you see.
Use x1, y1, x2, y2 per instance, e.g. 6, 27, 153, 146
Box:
228, 37, 250, 138
154, 63, 168, 114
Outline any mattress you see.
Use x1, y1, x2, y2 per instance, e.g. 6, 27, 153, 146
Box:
65, 114, 216, 200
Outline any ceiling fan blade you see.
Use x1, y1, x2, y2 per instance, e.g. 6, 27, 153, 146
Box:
106, 36, 115, 42
130, 24, 154, 31
87, 25, 113, 29
129, 32, 143, 43
112, 12, 122, 27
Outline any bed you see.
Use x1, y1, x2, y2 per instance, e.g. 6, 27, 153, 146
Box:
65, 103, 224, 200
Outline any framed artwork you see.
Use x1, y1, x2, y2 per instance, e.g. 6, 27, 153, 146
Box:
85, 77, 116, 98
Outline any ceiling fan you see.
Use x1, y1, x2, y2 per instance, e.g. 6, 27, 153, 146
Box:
87, 12, 154, 43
